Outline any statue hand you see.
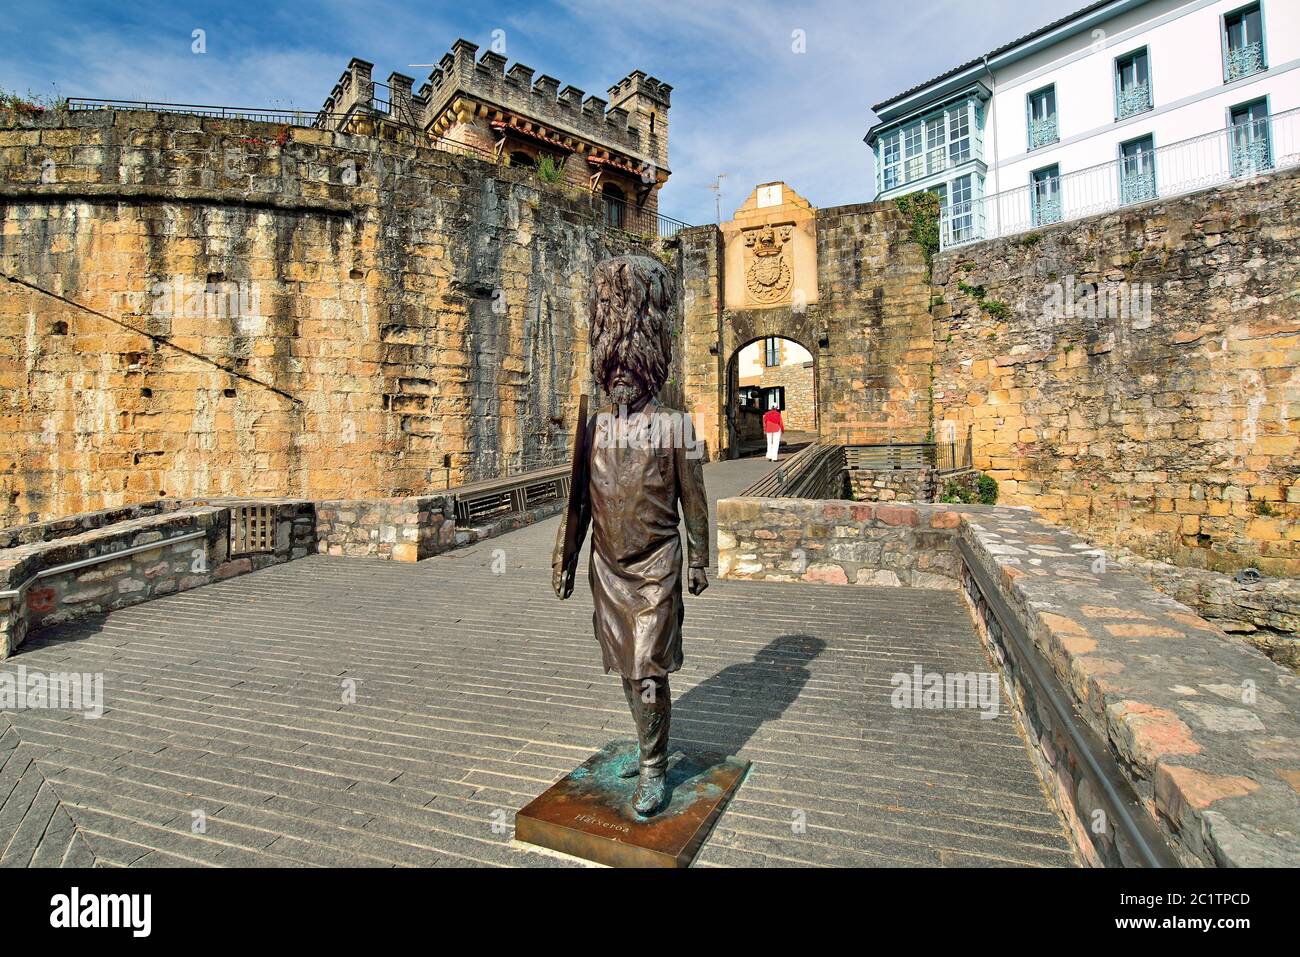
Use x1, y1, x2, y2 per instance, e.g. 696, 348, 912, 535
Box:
553, 562, 575, 600
688, 566, 709, 596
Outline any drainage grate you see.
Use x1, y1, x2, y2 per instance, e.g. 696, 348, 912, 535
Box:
231, 504, 276, 554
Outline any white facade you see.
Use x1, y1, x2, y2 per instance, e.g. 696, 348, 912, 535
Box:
867, 0, 1300, 246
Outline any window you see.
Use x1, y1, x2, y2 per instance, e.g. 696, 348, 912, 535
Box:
1115, 48, 1152, 119
764, 338, 780, 367
1031, 166, 1061, 226
1027, 85, 1058, 150
1230, 99, 1272, 177
903, 123, 925, 182
877, 101, 975, 192
880, 131, 900, 190
946, 174, 975, 243
1119, 135, 1157, 205
947, 106, 972, 165
602, 183, 625, 228
509, 151, 535, 169
1223, 4, 1265, 81
925, 114, 947, 176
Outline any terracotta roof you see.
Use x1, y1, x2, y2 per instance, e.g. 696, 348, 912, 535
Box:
490, 118, 573, 152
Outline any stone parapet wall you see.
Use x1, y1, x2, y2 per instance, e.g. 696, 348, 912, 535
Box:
0, 499, 319, 658
716, 497, 962, 588
932, 165, 1300, 575
846, 467, 935, 503
0, 506, 226, 658
716, 494, 1300, 867
315, 495, 455, 562
1114, 549, 1300, 670
0, 500, 181, 550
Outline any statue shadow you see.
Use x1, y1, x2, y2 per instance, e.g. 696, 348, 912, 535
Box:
660, 634, 825, 799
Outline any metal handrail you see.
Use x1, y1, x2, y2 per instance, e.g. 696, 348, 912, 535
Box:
740, 443, 845, 499
0, 530, 206, 600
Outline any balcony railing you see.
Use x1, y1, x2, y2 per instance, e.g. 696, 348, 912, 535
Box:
1226, 41, 1265, 81
1119, 166, 1157, 205
940, 106, 1299, 249
1029, 115, 1059, 150
1116, 82, 1152, 119
1031, 195, 1062, 227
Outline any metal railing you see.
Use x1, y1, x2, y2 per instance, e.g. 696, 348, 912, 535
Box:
844, 444, 932, 470
941, 106, 1300, 248
842, 428, 972, 475
67, 97, 333, 127
601, 193, 691, 241
740, 443, 846, 499
449, 463, 570, 527
935, 426, 973, 475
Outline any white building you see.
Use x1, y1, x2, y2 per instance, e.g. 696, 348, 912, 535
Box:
865, 0, 1300, 247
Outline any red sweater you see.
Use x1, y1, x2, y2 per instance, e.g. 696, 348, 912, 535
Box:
763, 409, 783, 433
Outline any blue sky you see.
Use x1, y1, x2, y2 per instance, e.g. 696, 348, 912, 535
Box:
2, 0, 1084, 225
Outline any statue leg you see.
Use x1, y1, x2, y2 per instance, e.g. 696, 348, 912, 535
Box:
620, 676, 671, 815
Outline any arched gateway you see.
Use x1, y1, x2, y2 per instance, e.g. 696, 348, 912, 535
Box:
675, 182, 935, 461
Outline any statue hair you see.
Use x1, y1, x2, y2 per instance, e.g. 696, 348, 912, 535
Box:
589, 255, 674, 397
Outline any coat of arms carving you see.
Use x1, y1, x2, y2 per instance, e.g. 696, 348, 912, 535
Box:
743, 225, 794, 304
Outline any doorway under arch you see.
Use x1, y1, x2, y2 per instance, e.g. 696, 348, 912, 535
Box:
725, 334, 819, 459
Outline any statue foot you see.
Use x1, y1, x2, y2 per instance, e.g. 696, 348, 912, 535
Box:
632, 767, 668, 816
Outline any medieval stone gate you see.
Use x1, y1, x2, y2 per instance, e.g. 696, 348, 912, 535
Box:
675, 182, 935, 461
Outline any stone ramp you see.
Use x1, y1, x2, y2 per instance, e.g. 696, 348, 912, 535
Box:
0, 458, 1075, 867
0, 716, 96, 867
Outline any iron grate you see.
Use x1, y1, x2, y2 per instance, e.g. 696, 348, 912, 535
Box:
231, 504, 275, 554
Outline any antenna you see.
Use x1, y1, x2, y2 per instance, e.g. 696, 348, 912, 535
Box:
709, 172, 728, 224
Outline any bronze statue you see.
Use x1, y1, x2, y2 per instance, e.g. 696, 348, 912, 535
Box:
552, 254, 710, 817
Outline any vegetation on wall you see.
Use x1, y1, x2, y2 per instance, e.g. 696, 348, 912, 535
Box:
941, 473, 999, 506
894, 192, 940, 271
957, 280, 1010, 320
1, 88, 67, 117
534, 154, 565, 184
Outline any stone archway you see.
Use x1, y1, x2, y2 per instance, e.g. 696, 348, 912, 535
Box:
725, 333, 819, 459
675, 181, 934, 462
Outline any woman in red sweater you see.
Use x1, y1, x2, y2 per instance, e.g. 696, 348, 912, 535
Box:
763, 406, 783, 461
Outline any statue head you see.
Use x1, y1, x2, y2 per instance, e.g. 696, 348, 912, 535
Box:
589, 255, 674, 408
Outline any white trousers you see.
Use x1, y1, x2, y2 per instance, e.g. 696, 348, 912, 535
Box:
765, 431, 782, 460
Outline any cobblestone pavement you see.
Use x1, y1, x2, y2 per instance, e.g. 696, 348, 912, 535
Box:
1, 456, 1075, 867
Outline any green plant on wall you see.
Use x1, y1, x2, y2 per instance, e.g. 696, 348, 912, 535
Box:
0, 88, 67, 116
894, 191, 940, 271
977, 473, 998, 504
939, 473, 999, 505
958, 280, 1010, 320
535, 154, 565, 184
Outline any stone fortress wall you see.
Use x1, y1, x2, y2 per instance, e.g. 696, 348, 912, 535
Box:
0, 107, 658, 528
932, 166, 1300, 577
2, 107, 1297, 593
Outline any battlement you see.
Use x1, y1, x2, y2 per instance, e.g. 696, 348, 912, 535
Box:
607, 70, 672, 108
319, 39, 669, 174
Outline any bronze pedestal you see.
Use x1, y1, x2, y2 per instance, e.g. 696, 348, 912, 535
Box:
515, 741, 750, 867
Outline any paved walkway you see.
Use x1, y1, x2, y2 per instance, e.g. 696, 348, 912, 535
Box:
0, 457, 1074, 867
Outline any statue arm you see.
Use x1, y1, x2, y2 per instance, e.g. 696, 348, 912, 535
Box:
552, 416, 592, 599
676, 440, 710, 571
